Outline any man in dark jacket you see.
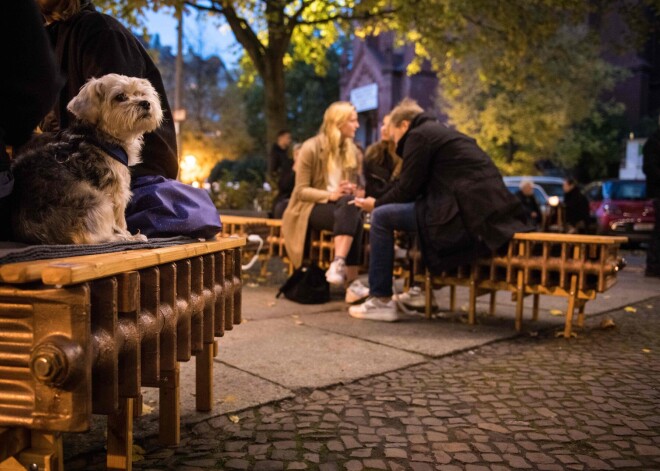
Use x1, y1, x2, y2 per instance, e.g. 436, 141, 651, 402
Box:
351, 98, 531, 321
643, 121, 660, 277
562, 178, 590, 234
38, 0, 178, 180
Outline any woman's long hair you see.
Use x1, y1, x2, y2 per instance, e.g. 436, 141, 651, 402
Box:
319, 101, 358, 174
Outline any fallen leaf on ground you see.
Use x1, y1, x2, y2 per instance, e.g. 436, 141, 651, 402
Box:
141, 403, 154, 415
600, 318, 616, 329
295, 320, 304, 325
549, 309, 563, 316
624, 306, 637, 313
291, 314, 299, 318
646, 305, 654, 309
642, 348, 652, 353
229, 415, 240, 423
267, 301, 276, 307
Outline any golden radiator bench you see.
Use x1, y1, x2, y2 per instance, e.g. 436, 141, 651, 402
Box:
0, 236, 245, 471
415, 233, 627, 338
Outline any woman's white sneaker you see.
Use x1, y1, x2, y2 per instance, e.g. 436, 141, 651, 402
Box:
345, 279, 369, 304
348, 297, 400, 322
326, 258, 346, 285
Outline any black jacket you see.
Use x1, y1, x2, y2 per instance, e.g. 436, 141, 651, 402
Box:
563, 186, 590, 227
515, 191, 542, 226
1, 0, 62, 151
269, 143, 294, 199
643, 129, 660, 199
42, 3, 178, 180
376, 113, 531, 273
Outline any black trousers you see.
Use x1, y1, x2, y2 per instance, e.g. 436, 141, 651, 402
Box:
308, 195, 364, 266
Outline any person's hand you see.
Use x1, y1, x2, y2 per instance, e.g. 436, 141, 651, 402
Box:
339, 180, 356, 195
328, 189, 343, 202
351, 196, 376, 213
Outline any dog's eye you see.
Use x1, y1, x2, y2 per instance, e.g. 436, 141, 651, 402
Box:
114, 93, 128, 102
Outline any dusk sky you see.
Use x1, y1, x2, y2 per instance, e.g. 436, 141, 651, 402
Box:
145, 8, 240, 68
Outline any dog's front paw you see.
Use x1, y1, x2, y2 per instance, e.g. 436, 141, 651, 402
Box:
129, 232, 148, 242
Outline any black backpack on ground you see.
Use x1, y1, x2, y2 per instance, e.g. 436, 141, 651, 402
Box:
276, 263, 330, 304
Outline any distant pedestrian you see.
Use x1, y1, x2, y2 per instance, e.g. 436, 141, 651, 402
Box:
643, 118, 660, 277
269, 129, 294, 218
562, 178, 590, 234
515, 178, 542, 228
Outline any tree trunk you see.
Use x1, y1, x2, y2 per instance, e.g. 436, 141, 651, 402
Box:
263, 55, 287, 151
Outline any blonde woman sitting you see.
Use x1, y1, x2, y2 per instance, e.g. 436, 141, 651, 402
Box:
282, 102, 369, 304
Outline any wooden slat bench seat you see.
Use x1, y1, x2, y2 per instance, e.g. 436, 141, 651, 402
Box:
415, 233, 627, 338
0, 236, 245, 471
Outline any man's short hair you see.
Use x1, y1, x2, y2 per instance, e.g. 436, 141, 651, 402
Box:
277, 129, 291, 138
389, 98, 424, 127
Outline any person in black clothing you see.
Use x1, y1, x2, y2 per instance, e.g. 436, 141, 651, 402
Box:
363, 113, 402, 198
642, 120, 660, 277
351, 98, 531, 321
1, 0, 63, 239
37, 0, 178, 181
562, 177, 590, 234
269, 129, 293, 218
515, 178, 542, 228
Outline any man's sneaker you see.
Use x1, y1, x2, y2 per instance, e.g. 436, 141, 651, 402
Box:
348, 297, 400, 322
345, 279, 369, 304
392, 286, 428, 309
326, 258, 346, 285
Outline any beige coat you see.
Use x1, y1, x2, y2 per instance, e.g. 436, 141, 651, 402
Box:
282, 135, 358, 268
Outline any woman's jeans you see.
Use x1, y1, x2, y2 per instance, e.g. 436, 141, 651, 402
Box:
369, 202, 417, 297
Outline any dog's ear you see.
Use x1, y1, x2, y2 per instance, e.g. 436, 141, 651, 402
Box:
67, 77, 105, 124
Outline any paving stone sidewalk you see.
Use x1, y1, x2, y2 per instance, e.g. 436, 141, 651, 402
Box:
66, 294, 660, 471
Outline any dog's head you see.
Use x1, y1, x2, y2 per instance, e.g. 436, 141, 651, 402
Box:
67, 74, 164, 142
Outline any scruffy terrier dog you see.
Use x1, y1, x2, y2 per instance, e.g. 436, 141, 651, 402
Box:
11, 74, 163, 244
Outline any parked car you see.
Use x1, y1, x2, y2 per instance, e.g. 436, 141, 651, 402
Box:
583, 179, 655, 242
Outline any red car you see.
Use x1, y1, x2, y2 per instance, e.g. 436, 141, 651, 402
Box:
584, 179, 655, 242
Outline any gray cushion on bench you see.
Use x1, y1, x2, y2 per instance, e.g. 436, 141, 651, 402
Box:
0, 236, 198, 265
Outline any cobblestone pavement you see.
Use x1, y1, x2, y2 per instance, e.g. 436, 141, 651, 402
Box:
67, 297, 660, 471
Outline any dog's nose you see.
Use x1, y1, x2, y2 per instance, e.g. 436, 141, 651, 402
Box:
139, 101, 151, 110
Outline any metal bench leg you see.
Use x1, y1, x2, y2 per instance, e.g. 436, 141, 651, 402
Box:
532, 294, 540, 321
489, 291, 497, 316
449, 286, 456, 312
576, 300, 587, 328
107, 397, 134, 471
159, 364, 181, 446
196, 342, 214, 411
563, 275, 579, 338
468, 281, 477, 325
515, 273, 525, 332
425, 272, 432, 319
